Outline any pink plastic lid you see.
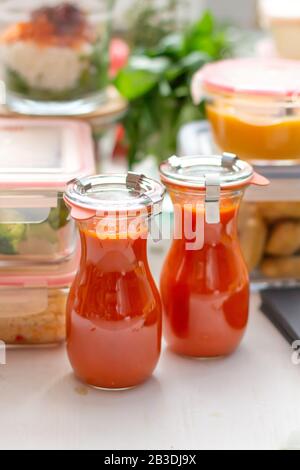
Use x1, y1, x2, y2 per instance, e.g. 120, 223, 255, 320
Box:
0, 119, 95, 190
192, 58, 300, 102
0, 253, 79, 288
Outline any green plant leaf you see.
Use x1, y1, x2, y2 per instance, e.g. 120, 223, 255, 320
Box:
180, 51, 210, 71
114, 56, 170, 100
150, 33, 184, 58
190, 10, 215, 37
116, 8, 232, 166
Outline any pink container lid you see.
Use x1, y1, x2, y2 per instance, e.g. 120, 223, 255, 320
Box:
0, 118, 95, 190
0, 253, 79, 288
192, 58, 300, 102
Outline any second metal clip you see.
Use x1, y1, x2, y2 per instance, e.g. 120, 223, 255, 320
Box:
205, 174, 221, 224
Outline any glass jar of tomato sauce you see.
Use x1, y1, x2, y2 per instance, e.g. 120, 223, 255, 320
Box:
160, 154, 268, 358
192, 58, 300, 165
64, 173, 165, 390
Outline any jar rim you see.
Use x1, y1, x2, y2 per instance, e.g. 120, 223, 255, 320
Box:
159, 154, 255, 190
64, 173, 166, 220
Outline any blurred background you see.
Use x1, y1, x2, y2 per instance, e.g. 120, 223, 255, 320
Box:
0, 0, 258, 26
108, 0, 257, 27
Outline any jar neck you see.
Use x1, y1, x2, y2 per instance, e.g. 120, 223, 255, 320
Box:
169, 188, 244, 247
77, 217, 150, 270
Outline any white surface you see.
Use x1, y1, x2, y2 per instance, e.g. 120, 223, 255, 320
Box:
0, 247, 300, 450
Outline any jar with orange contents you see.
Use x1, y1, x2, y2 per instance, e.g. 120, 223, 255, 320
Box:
160, 154, 268, 358
64, 173, 165, 390
192, 58, 300, 165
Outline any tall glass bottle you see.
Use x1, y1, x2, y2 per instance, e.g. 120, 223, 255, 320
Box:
64, 173, 165, 389
160, 154, 268, 357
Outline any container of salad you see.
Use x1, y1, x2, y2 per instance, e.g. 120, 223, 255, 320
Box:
0, 1, 115, 115
0, 118, 95, 266
0, 255, 78, 345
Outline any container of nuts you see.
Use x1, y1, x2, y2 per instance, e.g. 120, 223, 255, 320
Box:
240, 165, 300, 288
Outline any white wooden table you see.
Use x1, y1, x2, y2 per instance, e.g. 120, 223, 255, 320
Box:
0, 247, 300, 450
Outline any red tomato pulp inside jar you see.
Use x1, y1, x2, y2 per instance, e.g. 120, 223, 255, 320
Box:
65, 174, 165, 389
160, 154, 268, 358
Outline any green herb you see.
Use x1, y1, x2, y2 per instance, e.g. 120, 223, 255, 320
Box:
0, 214, 26, 255
48, 199, 70, 231
125, 0, 183, 49
0, 201, 69, 256
115, 10, 231, 167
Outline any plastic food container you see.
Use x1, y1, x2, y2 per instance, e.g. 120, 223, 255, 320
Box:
178, 120, 300, 289
0, 256, 78, 345
192, 58, 300, 165
0, 118, 95, 266
259, 0, 300, 59
0, 1, 114, 115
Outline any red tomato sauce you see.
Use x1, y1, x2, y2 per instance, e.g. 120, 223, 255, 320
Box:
161, 199, 249, 358
67, 226, 162, 389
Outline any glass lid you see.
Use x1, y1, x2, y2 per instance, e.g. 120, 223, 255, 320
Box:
160, 153, 254, 189
65, 173, 166, 216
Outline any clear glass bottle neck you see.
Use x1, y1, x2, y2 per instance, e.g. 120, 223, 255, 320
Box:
168, 187, 244, 247
76, 216, 150, 268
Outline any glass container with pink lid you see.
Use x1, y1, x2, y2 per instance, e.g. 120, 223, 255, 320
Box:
0, 118, 95, 266
192, 58, 300, 165
0, 255, 79, 345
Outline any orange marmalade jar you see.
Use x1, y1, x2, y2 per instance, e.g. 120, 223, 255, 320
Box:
192, 58, 300, 165
160, 154, 268, 358
64, 173, 165, 390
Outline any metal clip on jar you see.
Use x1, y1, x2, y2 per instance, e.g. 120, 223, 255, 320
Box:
160, 153, 269, 358
64, 173, 165, 390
